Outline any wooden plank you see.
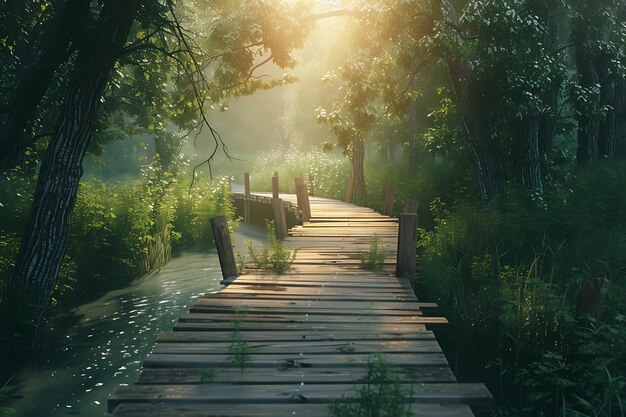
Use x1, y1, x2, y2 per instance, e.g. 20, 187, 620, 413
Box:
136, 365, 455, 385
178, 313, 447, 325
152, 339, 442, 355
113, 402, 476, 417
143, 352, 449, 369
174, 321, 430, 332
192, 298, 437, 310
158, 330, 436, 343
108, 383, 492, 411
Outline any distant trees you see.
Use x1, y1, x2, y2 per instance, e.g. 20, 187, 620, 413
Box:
315, 0, 626, 201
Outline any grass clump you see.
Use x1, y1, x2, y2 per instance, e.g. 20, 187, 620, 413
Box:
246, 220, 298, 273
359, 234, 387, 270
329, 354, 417, 417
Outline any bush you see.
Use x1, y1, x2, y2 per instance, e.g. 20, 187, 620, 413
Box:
416, 162, 626, 415
246, 221, 298, 273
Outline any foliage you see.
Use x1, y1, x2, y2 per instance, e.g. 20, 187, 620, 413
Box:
200, 368, 219, 383
246, 221, 298, 273
247, 146, 351, 201
0, 162, 235, 307
359, 235, 387, 270
416, 162, 626, 415
228, 321, 251, 378
329, 354, 417, 417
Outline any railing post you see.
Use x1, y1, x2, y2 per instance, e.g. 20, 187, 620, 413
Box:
404, 199, 418, 214
272, 197, 288, 240
346, 177, 354, 203
396, 213, 418, 287
295, 177, 311, 223
272, 173, 279, 199
210, 216, 238, 284
243, 172, 251, 223
383, 183, 396, 215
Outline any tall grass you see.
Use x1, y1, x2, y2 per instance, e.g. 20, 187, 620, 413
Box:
0, 162, 235, 308
247, 146, 351, 200
416, 162, 626, 416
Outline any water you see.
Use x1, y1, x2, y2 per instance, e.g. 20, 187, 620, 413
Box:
8, 224, 265, 417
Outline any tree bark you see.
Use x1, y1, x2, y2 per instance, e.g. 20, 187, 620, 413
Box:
0, 0, 88, 162
5, 0, 138, 347
596, 56, 623, 158
440, 0, 500, 201
575, 49, 600, 166
538, 11, 560, 158
517, 116, 543, 193
350, 137, 367, 199
408, 98, 419, 178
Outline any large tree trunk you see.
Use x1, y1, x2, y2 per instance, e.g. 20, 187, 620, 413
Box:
350, 137, 367, 199
0, 0, 88, 162
517, 116, 543, 192
5, 0, 138, 348
440, 0, 500, 201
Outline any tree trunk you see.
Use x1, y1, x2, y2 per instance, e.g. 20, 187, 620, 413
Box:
574, 45, 600, 166
0, 0, 88, 162
408, 98, 419, 178
440, 0, 500, 201
538, 11, 560, 158
350, 137, 367, 199
596, 56, 623, 158
517, 116, 543, 193
5, 0, 138, 348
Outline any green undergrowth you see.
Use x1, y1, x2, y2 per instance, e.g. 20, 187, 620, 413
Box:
417, 161, 626, 416
359, 234, 388, 270
329, 354, 418, 417
246, 221, 299, 273
0, 161, 235, 310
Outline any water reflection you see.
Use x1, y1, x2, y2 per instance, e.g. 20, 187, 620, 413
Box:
9, 224, 264, 417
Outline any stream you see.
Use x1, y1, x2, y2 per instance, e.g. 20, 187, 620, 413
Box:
7, 224, 265, 417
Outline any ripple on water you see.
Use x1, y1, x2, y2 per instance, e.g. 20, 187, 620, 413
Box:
8, 248, 229, 417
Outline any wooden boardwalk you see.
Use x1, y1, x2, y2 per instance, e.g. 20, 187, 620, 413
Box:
108, 194, 492, 416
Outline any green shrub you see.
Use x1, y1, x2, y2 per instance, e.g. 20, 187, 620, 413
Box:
329, 354, 417, 417
246, 221, 298, 273
416, 162, 626, 415
359, 234, 387, 270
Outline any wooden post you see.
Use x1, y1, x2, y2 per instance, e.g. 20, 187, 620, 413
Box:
272, 174, 279, 199
210, 216, 238, 284
308, 174, 315, 197
383, 183, 396, 215
272, 198, 288, 240
243, 172, 251, 222
396, 213, 418, 287
404, 199, 418, 214
346, 177, 354, 203
295, 177, 310, 223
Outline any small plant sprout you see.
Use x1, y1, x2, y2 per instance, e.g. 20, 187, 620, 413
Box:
359, 234, 387, 270
328, 354, 418, 417
247, 220, 299, 272
200, 368, 219, 383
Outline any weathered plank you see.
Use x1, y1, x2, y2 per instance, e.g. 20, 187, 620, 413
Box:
108, 383, 492, 411
112, 403, 475, 417
136, 365, 455, 384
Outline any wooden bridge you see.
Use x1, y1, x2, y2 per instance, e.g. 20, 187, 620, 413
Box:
108, 191, 492, 416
